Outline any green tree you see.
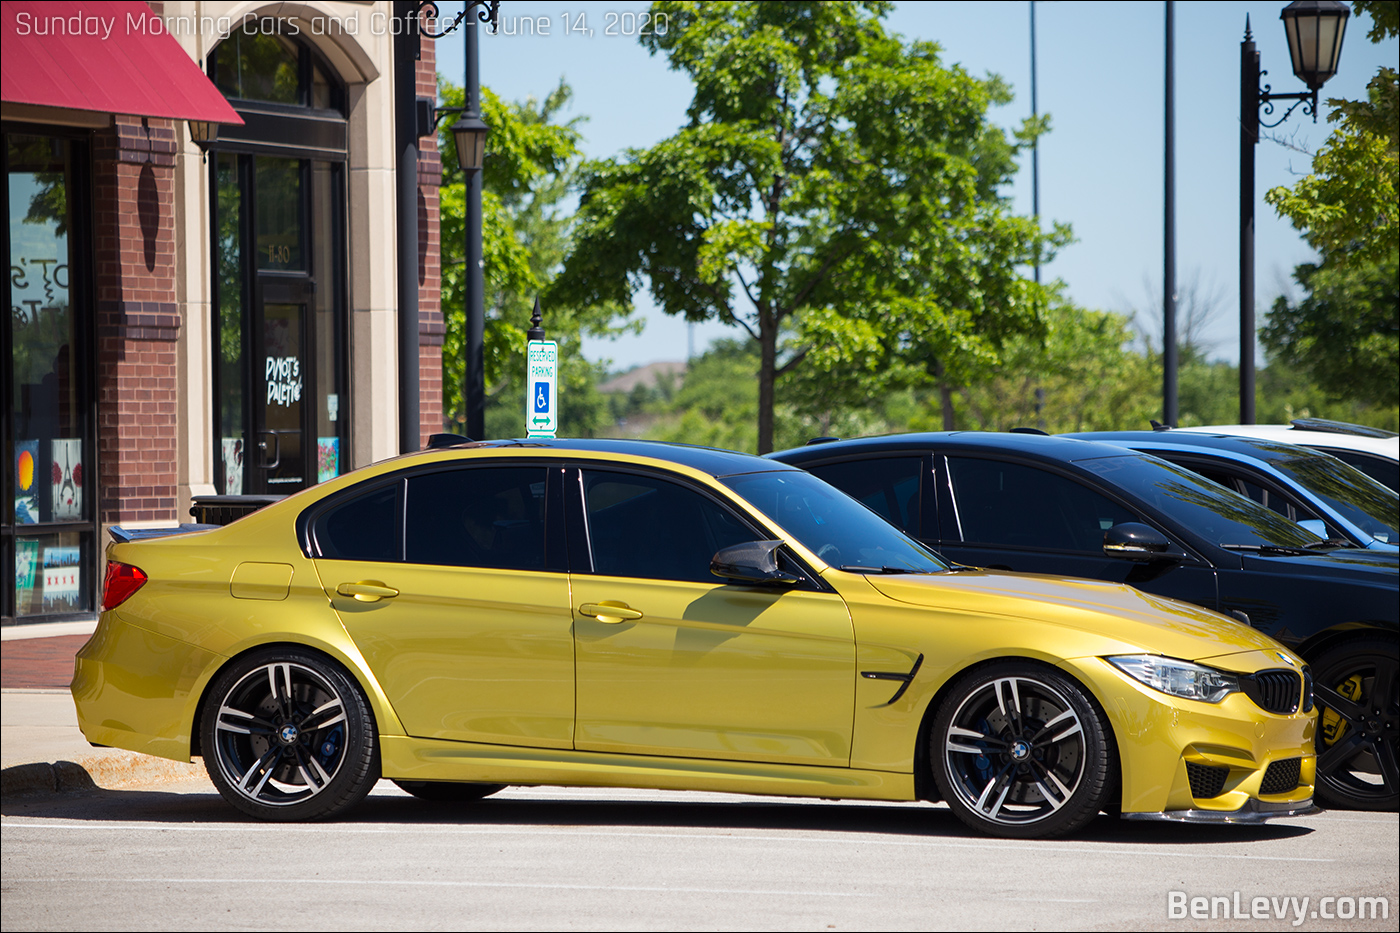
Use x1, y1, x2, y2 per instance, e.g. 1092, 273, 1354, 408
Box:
1263, 253, 1399, 408
438, 80, 625, 437
1265, 1, 1398, 265
552, 1, 1063, 452
955, 300, 1157, 433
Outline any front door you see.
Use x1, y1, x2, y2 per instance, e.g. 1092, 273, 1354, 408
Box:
253, 282, 312, 492
212, 151, 346, 496
569, 468, 856, 766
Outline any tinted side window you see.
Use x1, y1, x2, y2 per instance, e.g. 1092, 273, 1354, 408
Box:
946, 457, 1139, 552
1187, 465, 1313, 524
582, 471, 753, 583
315, 483, 401, 561
1318, 449, 1399, 492
806, 457, 922, 534
405, 467, 547, 570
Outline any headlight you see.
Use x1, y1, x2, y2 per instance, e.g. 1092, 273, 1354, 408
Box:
1107, 655, 1240, 703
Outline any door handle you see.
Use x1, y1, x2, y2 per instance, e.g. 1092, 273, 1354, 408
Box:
578, 601, 643, 623
336, 582, 400, 602
258, 431, 282, 469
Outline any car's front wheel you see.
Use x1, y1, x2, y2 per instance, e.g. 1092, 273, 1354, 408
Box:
201, 648, 379, 820
930, 663, 1114, 838
1313, 637, 1398, 811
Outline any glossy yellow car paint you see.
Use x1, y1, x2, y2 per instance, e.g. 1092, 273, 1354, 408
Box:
72, 441, 1316, 830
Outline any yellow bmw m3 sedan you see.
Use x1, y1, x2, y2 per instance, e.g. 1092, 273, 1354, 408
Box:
73, 439, 1317, 838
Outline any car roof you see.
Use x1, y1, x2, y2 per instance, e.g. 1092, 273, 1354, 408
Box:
1171, 424, 1399, 460
1064, 430, 1324, 465
429, 437, 800, 478
767, 431, 1143, 466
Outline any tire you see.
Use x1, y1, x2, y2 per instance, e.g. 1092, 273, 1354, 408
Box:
930, 663, 1114, 839
201, 647, 380, 821
392, 780, 507, 802
1312, 637, 1398, 811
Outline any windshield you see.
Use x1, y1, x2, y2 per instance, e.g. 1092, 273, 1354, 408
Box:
723, 471, 949, 573
1078, 455, 1322, 549
1272, 456, 1399, 544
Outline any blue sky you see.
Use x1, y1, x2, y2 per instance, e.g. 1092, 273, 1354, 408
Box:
438, 1, 1397, 372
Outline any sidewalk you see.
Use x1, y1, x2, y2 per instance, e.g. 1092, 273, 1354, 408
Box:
1, 619, 204, 797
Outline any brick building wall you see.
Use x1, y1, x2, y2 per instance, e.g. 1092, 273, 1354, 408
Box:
94, 115, 180, 525
417, 35, 444, 448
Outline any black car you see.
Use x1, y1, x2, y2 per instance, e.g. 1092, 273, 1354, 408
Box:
769, 432, 1399, 811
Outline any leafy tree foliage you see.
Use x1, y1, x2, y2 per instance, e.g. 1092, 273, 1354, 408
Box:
1260, 2, 1398, 412
1263, 253, 1400, 408
1264, 0, 1397, 265
553, 1, 1064, 452
438, 80, 622, 437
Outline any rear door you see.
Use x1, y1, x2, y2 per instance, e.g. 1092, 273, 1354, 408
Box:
310, 464, 576, 748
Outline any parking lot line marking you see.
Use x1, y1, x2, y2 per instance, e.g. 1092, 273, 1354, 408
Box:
0, 819, 1336, 862
0, 876, 874, 897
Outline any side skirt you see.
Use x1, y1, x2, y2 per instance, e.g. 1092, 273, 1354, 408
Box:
381, 736, 916, 801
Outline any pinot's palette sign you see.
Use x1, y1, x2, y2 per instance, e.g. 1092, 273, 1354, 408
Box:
266, 356, 303, 406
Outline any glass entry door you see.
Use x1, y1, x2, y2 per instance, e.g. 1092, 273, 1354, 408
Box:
253, 282, 312, 491
212, 150, 345, 498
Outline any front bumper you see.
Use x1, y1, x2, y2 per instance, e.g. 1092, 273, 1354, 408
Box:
1122, 796, 1320, 824
1061, 655, 1317, 817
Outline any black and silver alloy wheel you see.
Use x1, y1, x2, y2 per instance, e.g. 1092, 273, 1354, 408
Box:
1313, 637, 1398, 812
201, 649, 379, 820
932, 664, 1113, 838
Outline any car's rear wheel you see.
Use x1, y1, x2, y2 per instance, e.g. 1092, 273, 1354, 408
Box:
1313, 637, 1398, 811
392, 780, 507, 802
201, 648, 379, 821
931, 663, 1113, 838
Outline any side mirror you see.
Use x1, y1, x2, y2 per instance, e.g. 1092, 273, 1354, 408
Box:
1103, 522, 1173, 562
711, 540, 801, 586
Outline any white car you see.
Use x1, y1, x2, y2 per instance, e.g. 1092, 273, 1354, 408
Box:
1174, 420, 1398, 492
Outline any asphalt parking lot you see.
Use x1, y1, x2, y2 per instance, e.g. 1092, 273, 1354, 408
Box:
3, 621, 1396, 931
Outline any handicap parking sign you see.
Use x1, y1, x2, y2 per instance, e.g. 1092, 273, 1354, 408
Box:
526, 340, 558, 438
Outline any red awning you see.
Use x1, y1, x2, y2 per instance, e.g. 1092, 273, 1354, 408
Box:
1, 1, 241, 124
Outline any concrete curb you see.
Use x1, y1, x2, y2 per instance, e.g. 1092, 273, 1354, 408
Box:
1, 752, 206, 799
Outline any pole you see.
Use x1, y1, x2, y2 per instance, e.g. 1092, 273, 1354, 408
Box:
394, 0, 421, 453
1239, 18, 1258, 424
1030, 1, 1039, 286
1164, 0, 1178, 426
464, 17, 486, 440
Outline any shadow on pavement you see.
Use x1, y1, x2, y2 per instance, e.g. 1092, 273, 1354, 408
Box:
1, 780, 1315, 845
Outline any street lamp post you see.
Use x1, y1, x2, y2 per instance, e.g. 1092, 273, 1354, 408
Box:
402, 1, 498, 451
1238, 0, 1348, 424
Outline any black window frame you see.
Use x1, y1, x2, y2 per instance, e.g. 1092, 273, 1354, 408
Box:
934, 452, 1198, 562
564, 464, 826, 590
299, 460, 568, 574
207, 28, 350, 498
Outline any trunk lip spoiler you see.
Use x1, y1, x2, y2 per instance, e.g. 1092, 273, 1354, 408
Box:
109, 524, 221, 544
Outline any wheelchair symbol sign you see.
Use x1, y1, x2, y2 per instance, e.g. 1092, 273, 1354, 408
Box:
525, 339, 558, 438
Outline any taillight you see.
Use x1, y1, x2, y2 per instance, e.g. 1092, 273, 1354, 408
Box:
102, 561, 148, 610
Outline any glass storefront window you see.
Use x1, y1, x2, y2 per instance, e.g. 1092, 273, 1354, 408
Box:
6, 132, 95, 622
215, 153, 247, 494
